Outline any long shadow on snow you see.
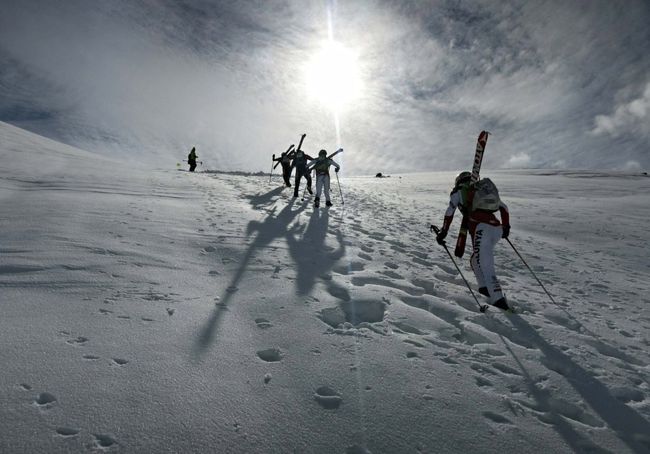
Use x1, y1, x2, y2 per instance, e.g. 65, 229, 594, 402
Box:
286, 207, 348, 300
502, 314, 650, 453
192, 196, 300, 358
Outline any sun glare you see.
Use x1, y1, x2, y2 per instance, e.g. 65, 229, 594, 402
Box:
304, 41, 362, 113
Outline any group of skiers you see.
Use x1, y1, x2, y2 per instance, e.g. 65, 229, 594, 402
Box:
272, 147, 341, 208
268, 139, 511, 311
186, 135, 512, 312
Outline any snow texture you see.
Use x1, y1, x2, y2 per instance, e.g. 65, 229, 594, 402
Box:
1, 121, 650, 453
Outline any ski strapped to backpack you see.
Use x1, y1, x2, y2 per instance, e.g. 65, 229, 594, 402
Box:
273, 143, 295, 169
455, 131, 489, 257
306, 148, 343, 173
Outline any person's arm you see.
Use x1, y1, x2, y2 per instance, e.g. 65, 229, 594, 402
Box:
307, 159, 320, 172
330, 159, 340, 172
436, 191, 460, 244
442, 191, 461, 231
498, 200, 510, 237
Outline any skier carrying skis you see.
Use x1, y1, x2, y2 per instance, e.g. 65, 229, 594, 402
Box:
436, 171, 511, 310
273, 151, 294, 187
307, 149, 340, 208
291, 150, 314, 197
188, 147, 198, 172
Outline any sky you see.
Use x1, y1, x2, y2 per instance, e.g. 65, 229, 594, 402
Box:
1, 0, 649, 174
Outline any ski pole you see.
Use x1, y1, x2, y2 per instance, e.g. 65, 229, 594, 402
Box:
269, 154, 275, 183
431, 225, 488, 312
505, 238, 558, 305
335, 171, 344, 205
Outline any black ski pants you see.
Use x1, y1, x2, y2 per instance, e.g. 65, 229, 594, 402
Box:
293, 169, 312, 197
281, 163, 292, 187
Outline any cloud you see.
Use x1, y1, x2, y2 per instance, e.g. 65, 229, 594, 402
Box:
1, 0, 650, 173
504, 152, 532, 168
592, 82, 650, 139
617, 160, 642, 171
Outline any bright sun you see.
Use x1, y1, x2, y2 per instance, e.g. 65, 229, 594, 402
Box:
304, 41, 362, 113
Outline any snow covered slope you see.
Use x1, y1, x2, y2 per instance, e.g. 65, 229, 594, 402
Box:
1, 121, 649, 453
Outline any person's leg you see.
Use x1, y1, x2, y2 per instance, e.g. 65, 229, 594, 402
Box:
306, 173, 313, 194
324, 175, 331, 202
315, 174, 324, 206
282, 164, 291, 186
473, 224, 504, 304
470, 250, 486, 290
293, 172, 301, 197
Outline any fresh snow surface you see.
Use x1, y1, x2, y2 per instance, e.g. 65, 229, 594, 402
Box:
1, 121, 650, 453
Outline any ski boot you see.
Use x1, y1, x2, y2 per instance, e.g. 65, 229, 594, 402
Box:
325, 200, 333, 207
492, 297, 510, 311
314, 197, 320, 208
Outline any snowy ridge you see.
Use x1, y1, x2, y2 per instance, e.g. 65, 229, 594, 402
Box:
1, 122, 650, 453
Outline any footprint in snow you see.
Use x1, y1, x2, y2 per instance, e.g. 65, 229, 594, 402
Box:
314, 386, 342, 409
34, 392, 57, 408
112, 358, 129, 366
93, 434, 118, 449
56, 427, 80, 438
491, 363, 523, 376
255, 318, 273, 329
66, 336, 89, 346
474, 376, 493, 388
483, 411, 514, 425
257, 348, 282, 362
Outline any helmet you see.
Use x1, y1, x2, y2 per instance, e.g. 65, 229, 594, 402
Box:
319, 149, 327, 157
454, 171, 472, 188
296, 150, 304, 156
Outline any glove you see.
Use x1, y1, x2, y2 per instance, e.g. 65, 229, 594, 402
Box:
502, 225, 510, 239
436, 228, 448, 245
335, 168, 340, 173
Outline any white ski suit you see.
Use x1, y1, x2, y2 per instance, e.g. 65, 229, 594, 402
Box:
311, 158, 340, 203
442, 187, 510, 305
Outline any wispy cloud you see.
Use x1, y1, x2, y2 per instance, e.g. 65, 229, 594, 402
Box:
1, 0, 649, 173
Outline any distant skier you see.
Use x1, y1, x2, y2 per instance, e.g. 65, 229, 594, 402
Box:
187, 147, 198, 172
435, 171, 511, 310
291, 150, 314, 197
308, 149, 340, 208
273, 151, 294, 187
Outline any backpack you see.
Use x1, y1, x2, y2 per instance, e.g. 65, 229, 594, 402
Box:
313, 158, 330, 174
471, 178, 501, 212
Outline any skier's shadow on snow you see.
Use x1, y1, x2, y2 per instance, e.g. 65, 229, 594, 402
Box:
246, 186, 284, 209
286, 206, 348, 300
193, 197, 301, 358
502, 314, 650, 453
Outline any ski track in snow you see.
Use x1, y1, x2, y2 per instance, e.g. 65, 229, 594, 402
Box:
2, 122, 650, 453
